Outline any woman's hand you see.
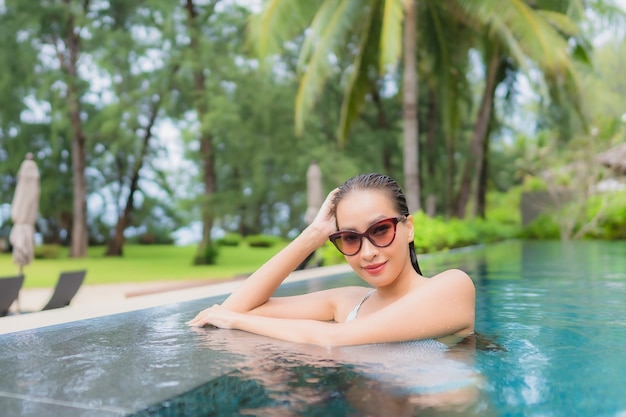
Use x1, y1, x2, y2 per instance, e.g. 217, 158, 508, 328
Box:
309, 187, 340, 237
187, 304, 240, 329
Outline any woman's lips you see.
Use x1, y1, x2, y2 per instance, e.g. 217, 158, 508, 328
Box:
363, 262, 386, 274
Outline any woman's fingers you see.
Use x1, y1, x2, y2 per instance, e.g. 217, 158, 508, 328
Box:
311, 187, 340, 233
187, 305, 217, 327
187, 304, 236, 329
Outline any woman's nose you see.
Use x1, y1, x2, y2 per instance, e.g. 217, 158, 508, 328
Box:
360, 237, 378, 259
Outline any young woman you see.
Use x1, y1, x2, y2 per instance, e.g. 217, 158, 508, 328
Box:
188, 173, 475, 346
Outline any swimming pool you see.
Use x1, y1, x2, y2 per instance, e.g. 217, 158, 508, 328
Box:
466, 240, 626, 417
0, 240, 625, 416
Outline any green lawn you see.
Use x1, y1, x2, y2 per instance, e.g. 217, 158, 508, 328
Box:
0, 243, 289, 288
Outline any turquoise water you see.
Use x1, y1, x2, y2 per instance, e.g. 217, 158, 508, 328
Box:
464, 240, 626, 417
134, 240, 626, 417
1, 240, 625, 416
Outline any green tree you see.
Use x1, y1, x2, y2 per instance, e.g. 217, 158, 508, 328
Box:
248, 0, 423, 210
4, 0, 96, 256
248, 1, 597, 221
181, 0, 219, 264
84, 1, 182, 256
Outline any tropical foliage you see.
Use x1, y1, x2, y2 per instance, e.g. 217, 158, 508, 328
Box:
0, 0, 625, 265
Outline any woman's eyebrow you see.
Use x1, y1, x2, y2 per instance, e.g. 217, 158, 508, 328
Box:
337, 215, 391, 232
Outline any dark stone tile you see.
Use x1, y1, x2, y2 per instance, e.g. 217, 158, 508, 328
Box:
0, 392, 129, 417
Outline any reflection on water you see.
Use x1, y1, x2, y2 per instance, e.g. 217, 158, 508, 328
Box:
130, 329, 494, 417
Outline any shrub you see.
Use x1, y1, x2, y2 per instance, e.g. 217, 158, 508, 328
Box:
520, 214, 561, 239
246, 234, 282, 248
519, 190, 626, 240
216, 233, 243, 247
320, 240, 346, 266
193, 242, 219, 265
34, 244, 62, 259
444, 217, 479, 248
590, 191, 626, 239
412, 212, 457, 253
138, 230, 174, 245
412, 211, 518, 253
486, 188, 522, 226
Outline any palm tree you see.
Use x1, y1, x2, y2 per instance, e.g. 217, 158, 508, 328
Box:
249, 0, 423, 210
248, 0, 587, 218
402, 0, 421, 212
416, 0, 475, 216
449, 0, 586, 218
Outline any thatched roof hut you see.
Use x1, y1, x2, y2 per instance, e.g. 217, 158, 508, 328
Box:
597, 143, 626, 174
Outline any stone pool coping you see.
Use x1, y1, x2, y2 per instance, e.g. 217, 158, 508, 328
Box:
0, 264, 352, 336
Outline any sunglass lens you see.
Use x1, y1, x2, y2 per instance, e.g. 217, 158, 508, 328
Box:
369, 221, 395, 246
337, 232, 360, 255
330, 217, 401, 256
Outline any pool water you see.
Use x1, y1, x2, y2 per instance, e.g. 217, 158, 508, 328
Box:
1, 240, 625, 416
465, 240, 626, 417
135, 240, 626, 417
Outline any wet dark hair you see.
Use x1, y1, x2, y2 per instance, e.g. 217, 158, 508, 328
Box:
331, 173, 422, 275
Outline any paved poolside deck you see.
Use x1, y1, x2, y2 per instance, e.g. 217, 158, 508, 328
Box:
0, 264, 352, 335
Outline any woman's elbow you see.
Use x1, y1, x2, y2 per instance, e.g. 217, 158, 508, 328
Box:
302, 324, 349, 347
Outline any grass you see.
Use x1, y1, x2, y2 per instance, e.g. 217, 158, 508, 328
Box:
0, 243, 288, 289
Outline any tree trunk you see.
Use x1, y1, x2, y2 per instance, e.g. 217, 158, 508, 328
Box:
199, 136, 216, 250
185, 0, 218, 264
69, 109, 87, 258
62, 2, 88, 258
445, 138, 455, 216
402, 0, 421, 213
105, 96, 162, 256
474, 133, 489, 218
425, 88, 437, 216
474, 82, 499, 219
371, 88, 392, 173
454, 51, 500, 218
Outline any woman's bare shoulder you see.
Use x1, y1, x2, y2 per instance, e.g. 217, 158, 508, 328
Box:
424, 269, 475, 297
430, 268, 473, 284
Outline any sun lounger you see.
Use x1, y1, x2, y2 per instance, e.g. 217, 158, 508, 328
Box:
41, 270, 86, 311
0, 275, 25, 317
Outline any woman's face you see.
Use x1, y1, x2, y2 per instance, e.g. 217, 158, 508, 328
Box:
334, 189, 415, 287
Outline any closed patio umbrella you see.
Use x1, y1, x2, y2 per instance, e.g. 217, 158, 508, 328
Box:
9, 153, 40, 274
304, 161, 323, 224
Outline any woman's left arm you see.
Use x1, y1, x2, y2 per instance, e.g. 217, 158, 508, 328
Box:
188, 269, 475, 346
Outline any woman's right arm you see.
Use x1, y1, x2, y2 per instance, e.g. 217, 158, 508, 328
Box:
220, 226, 327, 313
217, 188, 340, 314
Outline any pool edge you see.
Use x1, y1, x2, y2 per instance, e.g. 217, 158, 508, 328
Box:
0, 264, 352, 336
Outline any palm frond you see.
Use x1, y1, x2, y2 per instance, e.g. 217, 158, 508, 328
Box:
247, 0, 322, 58
536, 10, 580, 37
488, 19, 530, 72
294, 0, 365, 136
423, 0, 459, 139
507, 0, 569, 71
297, 0, 342, 72
338, 0, 382, 144
453, 0, 573, 75
379, 0, 404, 72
